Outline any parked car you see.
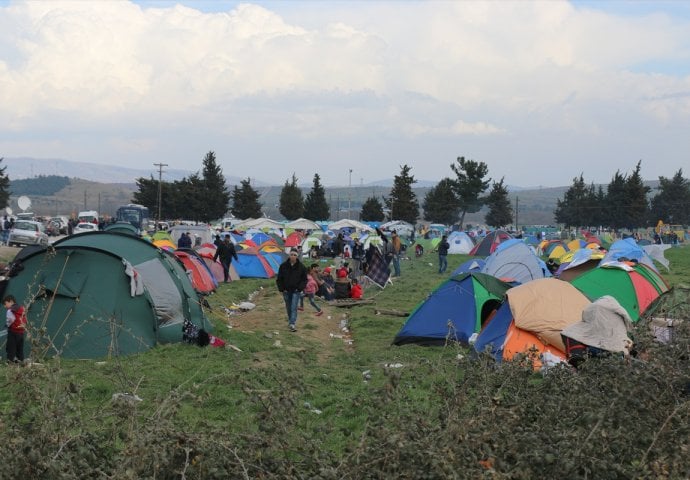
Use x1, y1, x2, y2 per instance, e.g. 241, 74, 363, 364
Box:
49, 216, 70, 234
8, 220, 50, 247
43, 220, 60, 237
72, 222, 98, 234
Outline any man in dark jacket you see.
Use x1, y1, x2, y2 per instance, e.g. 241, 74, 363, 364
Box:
213, 236, 239, 283
178, 232, 192, 249
437, 235, 450, 274
276, 248, 308, 332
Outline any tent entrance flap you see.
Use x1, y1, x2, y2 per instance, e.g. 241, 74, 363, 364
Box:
41, 271, 88, 298
135, 258, 186, 328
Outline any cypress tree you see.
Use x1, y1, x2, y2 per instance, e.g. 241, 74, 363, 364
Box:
303, 173, 330, 221
279, 174, 304, 220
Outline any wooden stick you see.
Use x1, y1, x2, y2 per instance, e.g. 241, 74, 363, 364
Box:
375, 308, 409, 317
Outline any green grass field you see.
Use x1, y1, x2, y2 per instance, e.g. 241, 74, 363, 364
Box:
1, 245, 689, 477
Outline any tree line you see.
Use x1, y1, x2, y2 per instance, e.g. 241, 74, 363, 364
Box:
554, 161, 690, 229
2, 154, 688, 230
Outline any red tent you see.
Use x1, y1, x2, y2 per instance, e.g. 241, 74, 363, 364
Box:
469, 230, 513, 256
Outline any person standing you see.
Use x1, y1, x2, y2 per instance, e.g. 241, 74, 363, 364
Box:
276, 248, 308, 332
351, 237, 364, 276
391, 230, 402, 277
334, 233, 345, 262
3, 295, 26, 363
213, 236, 239, 283
0, 215, 7, 246
438, 235, 450, 274
178, 232, 192, 249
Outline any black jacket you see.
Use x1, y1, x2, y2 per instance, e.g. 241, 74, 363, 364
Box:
214, 241, 238, 263
276, 260, 308, 293
438, 239, 450, 256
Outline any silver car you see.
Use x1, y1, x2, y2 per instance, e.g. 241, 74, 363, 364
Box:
8, 220, 50, 247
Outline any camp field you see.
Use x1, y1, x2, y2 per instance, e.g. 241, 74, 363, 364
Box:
0, 245, 689, 477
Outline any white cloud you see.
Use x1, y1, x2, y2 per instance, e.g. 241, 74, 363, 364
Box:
0, 0, 689, 186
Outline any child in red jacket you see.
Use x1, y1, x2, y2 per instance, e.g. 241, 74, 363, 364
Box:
4, 295, 27, 363
350, 278, 363, 300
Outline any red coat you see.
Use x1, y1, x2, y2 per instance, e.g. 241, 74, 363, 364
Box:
350, 284, 363, 300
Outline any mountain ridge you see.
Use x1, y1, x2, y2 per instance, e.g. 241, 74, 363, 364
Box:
2, 156, 526, 190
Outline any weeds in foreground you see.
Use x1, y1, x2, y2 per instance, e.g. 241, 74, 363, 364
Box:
0, 319, 687, 479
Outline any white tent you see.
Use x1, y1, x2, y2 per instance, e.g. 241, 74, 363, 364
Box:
286, 218, 321, 231
447, 231, 475, 254
328, 219, 374, 232
236, 218, 284, 231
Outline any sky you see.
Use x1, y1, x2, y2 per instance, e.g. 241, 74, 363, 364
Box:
1, 1, 689, 187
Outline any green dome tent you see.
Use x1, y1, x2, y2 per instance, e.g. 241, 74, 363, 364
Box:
3, 231, 210, 359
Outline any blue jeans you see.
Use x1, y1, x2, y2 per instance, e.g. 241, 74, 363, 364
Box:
282, 291, 300, 326
300, 293, 321, 312
392, 254, 401, 277
438, 254, 448, 273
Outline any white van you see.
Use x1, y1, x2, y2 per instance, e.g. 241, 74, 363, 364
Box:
78, 210, 99, 223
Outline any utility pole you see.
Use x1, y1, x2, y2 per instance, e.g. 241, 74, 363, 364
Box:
83, 189, 87, 209
515, 196, 519, 233
348, 169, 353, 220
154, 162, 168, 224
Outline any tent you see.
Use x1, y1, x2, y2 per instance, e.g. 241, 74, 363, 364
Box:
284, 231, 304, 248
555, 248, 605, 282
546, 242, 569, 261
249, 232, 273, 246
104, 221, 139, 236
469, 230, 512, 256
393, 273, 512, 346
3, 231, 210, 358
414, 237, 441, 253
447, 231, 475, 254
451, 258, 486, 276
569, 263, 669, 322
286, 218, 321, 231
168, 225, 214, 246
481, 239, 547, 284
328, 219, 374, 232
233, 246, 276, 278
302, 236, 323, 253
474, 278, 591, 365
600, 238, 659, 272
234, 217, 284, 231
174, 250, 217, 294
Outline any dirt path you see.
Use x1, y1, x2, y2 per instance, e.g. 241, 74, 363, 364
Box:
212, 285, 355, 361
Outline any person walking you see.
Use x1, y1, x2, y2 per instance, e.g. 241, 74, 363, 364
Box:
213, 236, 239, 283
299, 264, 324, 316
4, 295, 27, 363
437, 235, 450, 274
276, 248, 308, 332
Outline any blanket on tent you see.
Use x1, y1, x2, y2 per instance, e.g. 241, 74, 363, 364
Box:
364, 248, 390, 288
561, 295, 633, 354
